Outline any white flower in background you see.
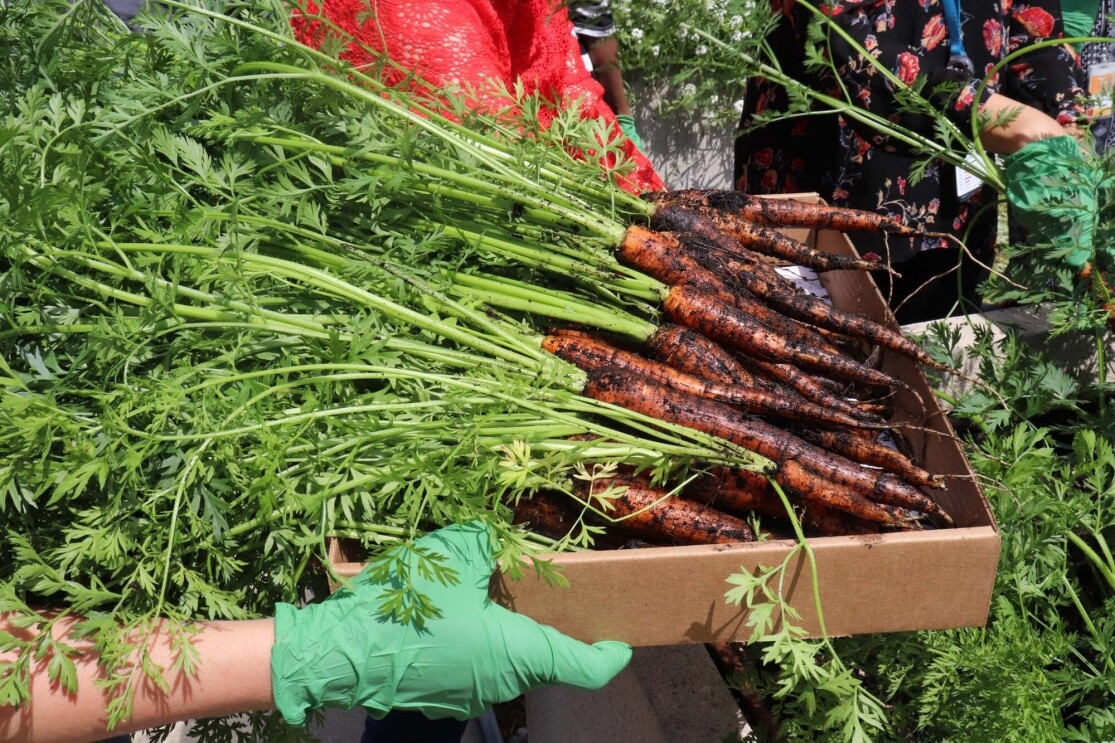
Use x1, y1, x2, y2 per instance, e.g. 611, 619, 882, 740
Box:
651, 44, 660, 56
696, 44, 708, 56
730, 30, 743, 42
710, 94, 720, 105
683, 83, 697, 97
630, 27, 644, 41
729, 14, 743, 28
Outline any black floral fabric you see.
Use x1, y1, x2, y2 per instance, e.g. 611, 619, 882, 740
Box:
734, 0, 1086, 264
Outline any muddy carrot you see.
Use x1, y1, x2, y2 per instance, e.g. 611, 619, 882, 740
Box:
705, 642, 782, 741
580, 474, 754, 545
584, 371, 948, 526
744, 358, 887, 425
646, 189, 924, 237
800, 500, 900, 536
615, 225, 700, 286
795, 427, 945, 489
645, 325, 882, 427
617, 227, 845, 357
684, 465, 786, 519
686, 204, 894, 274
512, 491, 624, 548
683, 466, 917, 534
663, 283, 906, 391
542, 330, 876, 428
646, 323, 769, 389
679, 231, 950, 372
628, 208, 941, 370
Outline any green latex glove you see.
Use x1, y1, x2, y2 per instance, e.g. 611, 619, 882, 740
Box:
616, 113, 644, 151
270, 521, 632, 725
1003, 135, 1097, 268
1059, 0, 1099, 46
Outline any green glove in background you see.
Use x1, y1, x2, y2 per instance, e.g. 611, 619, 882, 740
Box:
616, 113, 644, 151
1003, 134, 1097, 268
270, 521, 632, 725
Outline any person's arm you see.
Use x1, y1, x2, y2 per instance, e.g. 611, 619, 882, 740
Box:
977, 92, 1074, 154
586, 36, 632, 117
826, 1, 1080, 151
0, 617, 275, 743
2, 522, 631, 743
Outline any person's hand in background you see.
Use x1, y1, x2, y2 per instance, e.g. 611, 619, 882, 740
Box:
615, 113, 644, 150
1004, 134, 1098, 269
975, 94, 1097, 268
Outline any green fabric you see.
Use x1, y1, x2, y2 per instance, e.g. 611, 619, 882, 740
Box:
616, 113, 643, 150
1061, 0, 1100, 45
1004, 135, 1097, 268
270, 521, 632, 725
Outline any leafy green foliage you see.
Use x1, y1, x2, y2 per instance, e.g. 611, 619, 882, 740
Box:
0, 1, 772, 736
610, 0, 777, 122
724, 503, 888, 742
787, 319, 1115, 741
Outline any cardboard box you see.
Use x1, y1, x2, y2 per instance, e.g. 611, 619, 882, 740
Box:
329, 195, 1001, 646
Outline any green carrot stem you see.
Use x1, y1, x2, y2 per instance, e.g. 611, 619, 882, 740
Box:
99, 240, 546, 368
20, 245, 331, 338
452, 283, 655, 339
1066, 529, 1115, 594
420, 220, 618, 273
161, 0, 640, 212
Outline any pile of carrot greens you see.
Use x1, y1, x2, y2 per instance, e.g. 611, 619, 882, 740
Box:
1, 0, 775, 728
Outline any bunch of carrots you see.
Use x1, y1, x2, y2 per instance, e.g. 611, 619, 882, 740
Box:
510, 190, 955, 548
234, 5, 959, 550
2, 3, 965, 619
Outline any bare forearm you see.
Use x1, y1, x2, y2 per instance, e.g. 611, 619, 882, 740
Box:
978, 93, 1071, 154
0, 617, 275, 743
587, 37, 631, 116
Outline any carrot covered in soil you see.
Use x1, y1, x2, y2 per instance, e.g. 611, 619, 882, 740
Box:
583, 371, 949, 526
541, 330, 875, 429
705, 642, 782, 742
615, 225, 706, 287
512, 491, 628, 549
578, 473, 755, 545
681, 204, 895, 275
684, 465, 786, 520
646, 189, 925, 237
645, 323, 772, 391
662, 282, 906, 391
645, 202, 892, 275
645, 324, 885, 427
744, 358, 889, 425
617, 226, 845, 357
799, 500, 896, 536
677, 231, 949, 372
685, 467, 915, 536
616, 217, 937, 374
795, 427, 945, 489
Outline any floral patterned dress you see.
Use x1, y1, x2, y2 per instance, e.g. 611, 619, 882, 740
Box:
734, 0, 1085, 266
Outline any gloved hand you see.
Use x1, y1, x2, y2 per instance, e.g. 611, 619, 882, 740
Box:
1003, 134, 1097, 269
270, 521, 632, 725
616, 113, 644, 151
